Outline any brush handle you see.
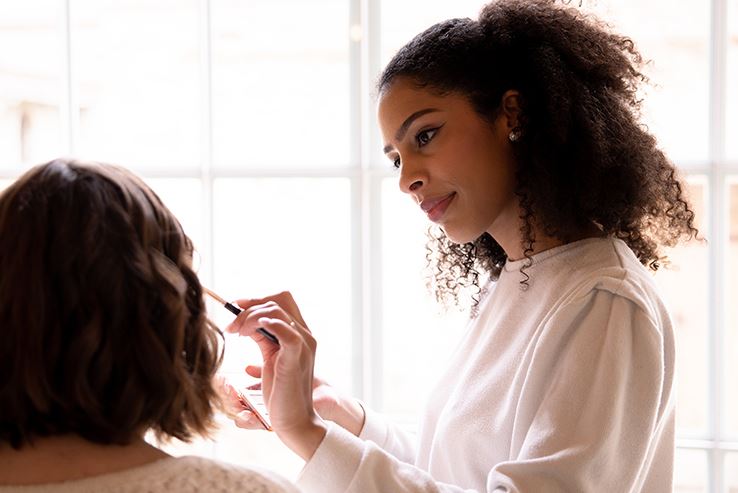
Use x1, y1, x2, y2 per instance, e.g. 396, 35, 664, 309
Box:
256, 328, 280, 345
224, 301, 280, 345
223, 301, 243, 316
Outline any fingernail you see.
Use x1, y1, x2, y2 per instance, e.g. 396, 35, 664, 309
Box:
235, 410, 253, 427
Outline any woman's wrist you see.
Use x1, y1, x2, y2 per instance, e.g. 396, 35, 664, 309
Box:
333, 397, 365, 437
277, 415, 328, 461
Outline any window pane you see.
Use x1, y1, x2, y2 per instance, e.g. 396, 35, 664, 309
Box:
210, 419, 302, 480
585, 1, 710, 163
726, 180, 738, 437
673, 448, 708, 493
727, 0, 738, 161
653, 177, 709, 435
380, 177, 467, 417
212, 178, 353, 393
726, 453, 738, 493
0, 1, 63, 171
211, 0, 349, 168
72, 0, 201, 170
143, 177, 204, 256
381, 1, 483, 66
0, 177, 202, 243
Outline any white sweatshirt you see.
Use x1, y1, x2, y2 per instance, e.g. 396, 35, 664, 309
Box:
298, 237, 675, 492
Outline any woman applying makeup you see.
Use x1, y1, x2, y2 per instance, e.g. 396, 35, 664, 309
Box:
226, 1, 698, 491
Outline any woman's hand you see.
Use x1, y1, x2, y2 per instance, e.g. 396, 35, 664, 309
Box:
224, 291, 327, 460
231, 365, 366, 437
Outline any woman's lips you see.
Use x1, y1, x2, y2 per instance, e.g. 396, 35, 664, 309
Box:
420, 193, 456, 222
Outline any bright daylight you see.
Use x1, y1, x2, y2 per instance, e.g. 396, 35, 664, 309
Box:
0, 0, 737, 492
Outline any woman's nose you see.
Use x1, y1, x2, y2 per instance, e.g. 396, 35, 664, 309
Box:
398, 158, 425, 194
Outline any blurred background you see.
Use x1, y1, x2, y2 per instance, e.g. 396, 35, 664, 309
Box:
0, 0, 736, 490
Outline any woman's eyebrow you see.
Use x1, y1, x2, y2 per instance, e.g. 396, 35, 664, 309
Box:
383, 108, 441, 154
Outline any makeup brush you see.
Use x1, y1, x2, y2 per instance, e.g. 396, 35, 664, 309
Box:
203, 287, 279, 345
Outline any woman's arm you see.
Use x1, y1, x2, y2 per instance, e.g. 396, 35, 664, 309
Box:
300, 288, 672, 492
227, 288, 671, 492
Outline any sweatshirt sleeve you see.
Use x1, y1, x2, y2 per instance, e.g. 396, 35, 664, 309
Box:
488, 287, 674, 492
297, 422, 478, 493
357, 401, 417, 464
298, 287, 673, 493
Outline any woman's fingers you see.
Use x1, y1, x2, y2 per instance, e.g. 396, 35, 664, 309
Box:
225, 302, 314, 361
225, 302, 308, 341
245, 365, 262, 378
244, 366, 263, 390
224, 301, 276, 336
257, 317, 316, 352
232, 291, 309, 330
234, 409, 267, 430
214, 378, 252, 420
216, 376, 270, 431
253, 317, 316, 366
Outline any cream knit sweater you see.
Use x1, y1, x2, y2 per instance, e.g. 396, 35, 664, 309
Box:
0, 456, 301, 493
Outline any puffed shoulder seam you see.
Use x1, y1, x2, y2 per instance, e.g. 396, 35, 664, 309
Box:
557, 267, 662, 328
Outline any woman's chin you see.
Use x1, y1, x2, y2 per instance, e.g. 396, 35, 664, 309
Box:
440, 226, 478, 245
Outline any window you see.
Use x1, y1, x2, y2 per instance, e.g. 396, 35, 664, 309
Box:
0, 0, 63, 169
1, 1, 735, 490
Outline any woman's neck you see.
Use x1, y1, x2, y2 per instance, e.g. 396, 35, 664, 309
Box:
0, 434, 170, 485
495, 221, 604, 262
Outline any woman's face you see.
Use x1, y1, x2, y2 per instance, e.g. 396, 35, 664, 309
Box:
377, 77, 519, 245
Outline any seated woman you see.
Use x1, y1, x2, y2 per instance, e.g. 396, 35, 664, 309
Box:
0, 159, 298, 492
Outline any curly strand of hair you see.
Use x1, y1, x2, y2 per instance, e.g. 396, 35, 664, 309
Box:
424, 228, 510, 315
424, 226, 478, 312
662, 167, 699, 237
514, 171, 536, 291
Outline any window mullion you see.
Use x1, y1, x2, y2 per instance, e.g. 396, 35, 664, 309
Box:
198, 0, 216, 460
708, 0, 729, 490
360, 0, 384, 410
60, 0, 78, 156
198, 0, 215, 289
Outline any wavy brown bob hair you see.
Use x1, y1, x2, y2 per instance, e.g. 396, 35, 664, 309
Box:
378, 0, 698, 307
0, 159, 222, 449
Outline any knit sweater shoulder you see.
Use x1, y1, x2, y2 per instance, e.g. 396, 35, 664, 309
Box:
298, 237, 675, 493
0, 456, 301, 493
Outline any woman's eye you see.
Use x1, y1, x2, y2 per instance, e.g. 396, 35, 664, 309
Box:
416, 128, 438, 147
392, 157, 401, 169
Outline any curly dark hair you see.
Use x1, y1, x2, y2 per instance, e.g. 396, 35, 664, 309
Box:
377, 0, 698, 309
0, 159, 223, 449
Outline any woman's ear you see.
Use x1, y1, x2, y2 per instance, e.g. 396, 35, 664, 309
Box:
500, 90, 521, 130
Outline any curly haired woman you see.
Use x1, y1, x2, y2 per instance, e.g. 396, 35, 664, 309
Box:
0, 160, 298, 492
225, 1, 698, 491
